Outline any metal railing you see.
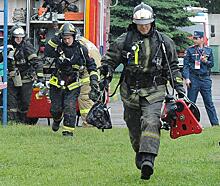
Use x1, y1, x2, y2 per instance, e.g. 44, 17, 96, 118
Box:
0, 0, 8, 126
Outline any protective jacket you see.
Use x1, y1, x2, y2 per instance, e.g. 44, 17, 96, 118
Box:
101, 25, 184, 108
9, 38, 44, 82
2, 38, 43, 124
45, 37, 97, 90
44, 35, 98, 134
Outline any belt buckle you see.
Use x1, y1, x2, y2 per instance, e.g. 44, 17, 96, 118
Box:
130, 88, 140, 94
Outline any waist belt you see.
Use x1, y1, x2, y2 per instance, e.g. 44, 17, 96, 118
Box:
191, 71, 210, 78
49, 75, 82, 90
126, 76, 165, 89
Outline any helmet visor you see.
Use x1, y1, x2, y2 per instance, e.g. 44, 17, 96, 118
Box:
133, 18, 154, 25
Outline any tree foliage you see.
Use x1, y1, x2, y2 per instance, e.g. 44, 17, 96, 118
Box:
110, 0, 199, 52
198, 0, 220, 13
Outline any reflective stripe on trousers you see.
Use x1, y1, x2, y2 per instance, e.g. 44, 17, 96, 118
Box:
123, 97, 162, 155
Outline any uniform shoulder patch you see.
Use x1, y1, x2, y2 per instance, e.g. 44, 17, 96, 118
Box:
188, 45, 195, 48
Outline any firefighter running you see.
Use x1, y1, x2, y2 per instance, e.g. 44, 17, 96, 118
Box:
100, 2, 185, 180
44, 23, 99, 137
77, 36, 102, 127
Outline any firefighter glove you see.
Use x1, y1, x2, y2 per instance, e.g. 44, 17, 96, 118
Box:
8, 49, 15, 60
176, 86, 186, 98
36, 72, 45, 84
99, 64, 113, 80
99, 78, 110, 91
58, 54, 70, 64
38, 77, 45, 83
89, 74, 100, 102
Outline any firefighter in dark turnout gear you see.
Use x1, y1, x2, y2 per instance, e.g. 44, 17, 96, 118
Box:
44, 23, 98, 137
2, 25, 44, 124
100, 3, 185, 180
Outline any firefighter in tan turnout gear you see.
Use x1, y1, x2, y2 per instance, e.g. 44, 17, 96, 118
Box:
44, 23, 99, 136
77, 37, 101, 127
100, 3, 185, 180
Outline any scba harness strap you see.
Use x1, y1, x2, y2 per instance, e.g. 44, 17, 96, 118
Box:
121, 31, 166, 92
122, 30, 164, 69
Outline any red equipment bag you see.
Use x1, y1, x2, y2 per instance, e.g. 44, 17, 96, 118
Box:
161, 94, 202, 139
27, 88, 52, 118
27, 88, 81, 123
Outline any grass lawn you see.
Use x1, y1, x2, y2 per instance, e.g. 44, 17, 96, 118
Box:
0, 124, 220, 186
107, 73, 121, 102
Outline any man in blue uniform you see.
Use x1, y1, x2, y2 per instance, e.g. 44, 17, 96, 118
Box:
182, 31, 219, 127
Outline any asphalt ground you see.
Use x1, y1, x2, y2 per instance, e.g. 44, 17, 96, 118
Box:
38, 74, 220, 129
108, 74, 220, 128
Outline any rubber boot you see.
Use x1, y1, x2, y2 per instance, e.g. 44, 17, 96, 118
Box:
52, 118, 62, 132
62, 131, 73, 137
140, 153, 155, 180
135, 152, 142, 170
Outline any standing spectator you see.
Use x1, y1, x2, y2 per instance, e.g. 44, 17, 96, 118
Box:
4, 25, 44, 124
100, 2, 185, 180
44, 23, 99, 136
51, 20, 59, 35
182, 31, 219, 127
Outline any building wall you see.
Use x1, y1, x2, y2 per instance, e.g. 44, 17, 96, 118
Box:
209, 14, 220, 73
209, 14, 220, 45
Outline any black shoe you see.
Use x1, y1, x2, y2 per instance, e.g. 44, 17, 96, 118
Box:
141, 160, 154, 180
212, 124, 219, 127
135, 152, 142, 170
62, 131, 73, 137
52, 120, 61, 132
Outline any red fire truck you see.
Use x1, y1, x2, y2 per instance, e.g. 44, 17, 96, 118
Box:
0, 0, 112, 124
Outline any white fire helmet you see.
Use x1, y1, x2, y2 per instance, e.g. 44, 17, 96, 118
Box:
133, 2, 155, 25
12, 27, 25, 37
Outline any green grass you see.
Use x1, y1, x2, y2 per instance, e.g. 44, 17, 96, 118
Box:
109, 73, 121, 102
0, 124, 220, 186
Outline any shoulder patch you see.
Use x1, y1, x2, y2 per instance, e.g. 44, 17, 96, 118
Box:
188, 45, 195, 48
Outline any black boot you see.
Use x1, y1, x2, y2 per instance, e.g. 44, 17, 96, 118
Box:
62, 131, 73, 137
52, 119, 62, 132
135, 152, 142, 170
140, 153, 155, 180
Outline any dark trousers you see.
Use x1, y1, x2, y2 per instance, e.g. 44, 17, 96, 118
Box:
7, 79, 33, 122
50, 86, 80, 130
123, 97, 163, 155
187, 75, 219, 126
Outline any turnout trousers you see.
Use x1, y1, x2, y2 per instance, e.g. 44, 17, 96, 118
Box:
7, 78, 33, 123
50, 86, 80, 130
123, 97, 163, 155
78, 82, 94, 127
